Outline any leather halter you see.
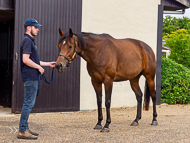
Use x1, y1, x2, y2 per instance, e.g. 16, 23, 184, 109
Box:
59, 35, 78, 67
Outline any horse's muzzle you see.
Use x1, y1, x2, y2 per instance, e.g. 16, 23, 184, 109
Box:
55, 62, 65, 73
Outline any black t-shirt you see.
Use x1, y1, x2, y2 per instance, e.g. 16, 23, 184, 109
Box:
20, 34, 40, 82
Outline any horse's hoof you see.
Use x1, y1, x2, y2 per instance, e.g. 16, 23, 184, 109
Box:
94, 125, 102, 130
100, 128, 109, 132
151, 121, 158, 125
130, 121, 139, 126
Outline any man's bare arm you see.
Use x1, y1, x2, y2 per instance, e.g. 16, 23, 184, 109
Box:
23, 54, 44, 74
40, 61, 55, 68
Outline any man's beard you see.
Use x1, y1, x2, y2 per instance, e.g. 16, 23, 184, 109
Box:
30, 30, 36, 36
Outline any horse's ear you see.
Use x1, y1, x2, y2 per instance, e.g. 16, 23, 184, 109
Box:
69, 28, 73, 37
59, 28, 64, 36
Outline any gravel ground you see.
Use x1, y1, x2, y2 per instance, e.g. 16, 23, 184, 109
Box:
0, 104, 190, 143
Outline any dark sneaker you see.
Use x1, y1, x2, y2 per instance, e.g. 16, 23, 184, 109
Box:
28, 128, 39, 136
17, 131, 38, 140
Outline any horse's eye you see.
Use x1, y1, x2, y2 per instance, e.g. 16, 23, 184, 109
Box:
69, 45, 72, 49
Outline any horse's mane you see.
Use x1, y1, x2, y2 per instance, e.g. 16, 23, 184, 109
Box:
82, 32, 96, 36
58, 32, 113, 49
58, 32, 86, 48
82, 32, 112, 38
74, 32, 86, 48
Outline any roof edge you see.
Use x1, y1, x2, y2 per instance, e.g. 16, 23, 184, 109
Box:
175, 0, 190, 8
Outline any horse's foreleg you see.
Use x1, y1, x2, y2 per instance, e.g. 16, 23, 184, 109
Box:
129, 76, 143, 126
101, 78, 113, 132
91, 79, 103, 130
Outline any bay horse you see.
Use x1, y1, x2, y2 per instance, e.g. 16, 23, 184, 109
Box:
55, 28, 158, 132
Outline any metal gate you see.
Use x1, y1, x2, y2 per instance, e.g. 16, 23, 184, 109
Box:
12, 0, 82, 113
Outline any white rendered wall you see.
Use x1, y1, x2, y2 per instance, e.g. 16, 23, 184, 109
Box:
80, 0, 160, 110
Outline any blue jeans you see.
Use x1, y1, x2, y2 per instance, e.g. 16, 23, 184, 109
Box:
19, 80, 38, 131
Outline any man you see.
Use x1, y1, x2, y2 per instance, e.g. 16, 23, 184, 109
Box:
17, 18, 55, 139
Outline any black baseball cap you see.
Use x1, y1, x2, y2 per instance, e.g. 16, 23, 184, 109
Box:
24, 18, 42, 27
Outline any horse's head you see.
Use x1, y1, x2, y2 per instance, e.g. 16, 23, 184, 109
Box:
55, 28, 78, 72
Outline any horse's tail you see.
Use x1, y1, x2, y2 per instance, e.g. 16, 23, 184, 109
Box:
143, 80, 150, 111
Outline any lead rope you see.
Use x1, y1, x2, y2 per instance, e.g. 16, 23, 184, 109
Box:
37, 67, 54, 96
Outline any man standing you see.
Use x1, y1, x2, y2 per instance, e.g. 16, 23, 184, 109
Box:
17, 18, 55, 139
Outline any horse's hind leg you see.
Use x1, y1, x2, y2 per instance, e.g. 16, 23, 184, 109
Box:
129, 75, 143, 126
91, 79, 103, 130
145, 77, 158, 125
